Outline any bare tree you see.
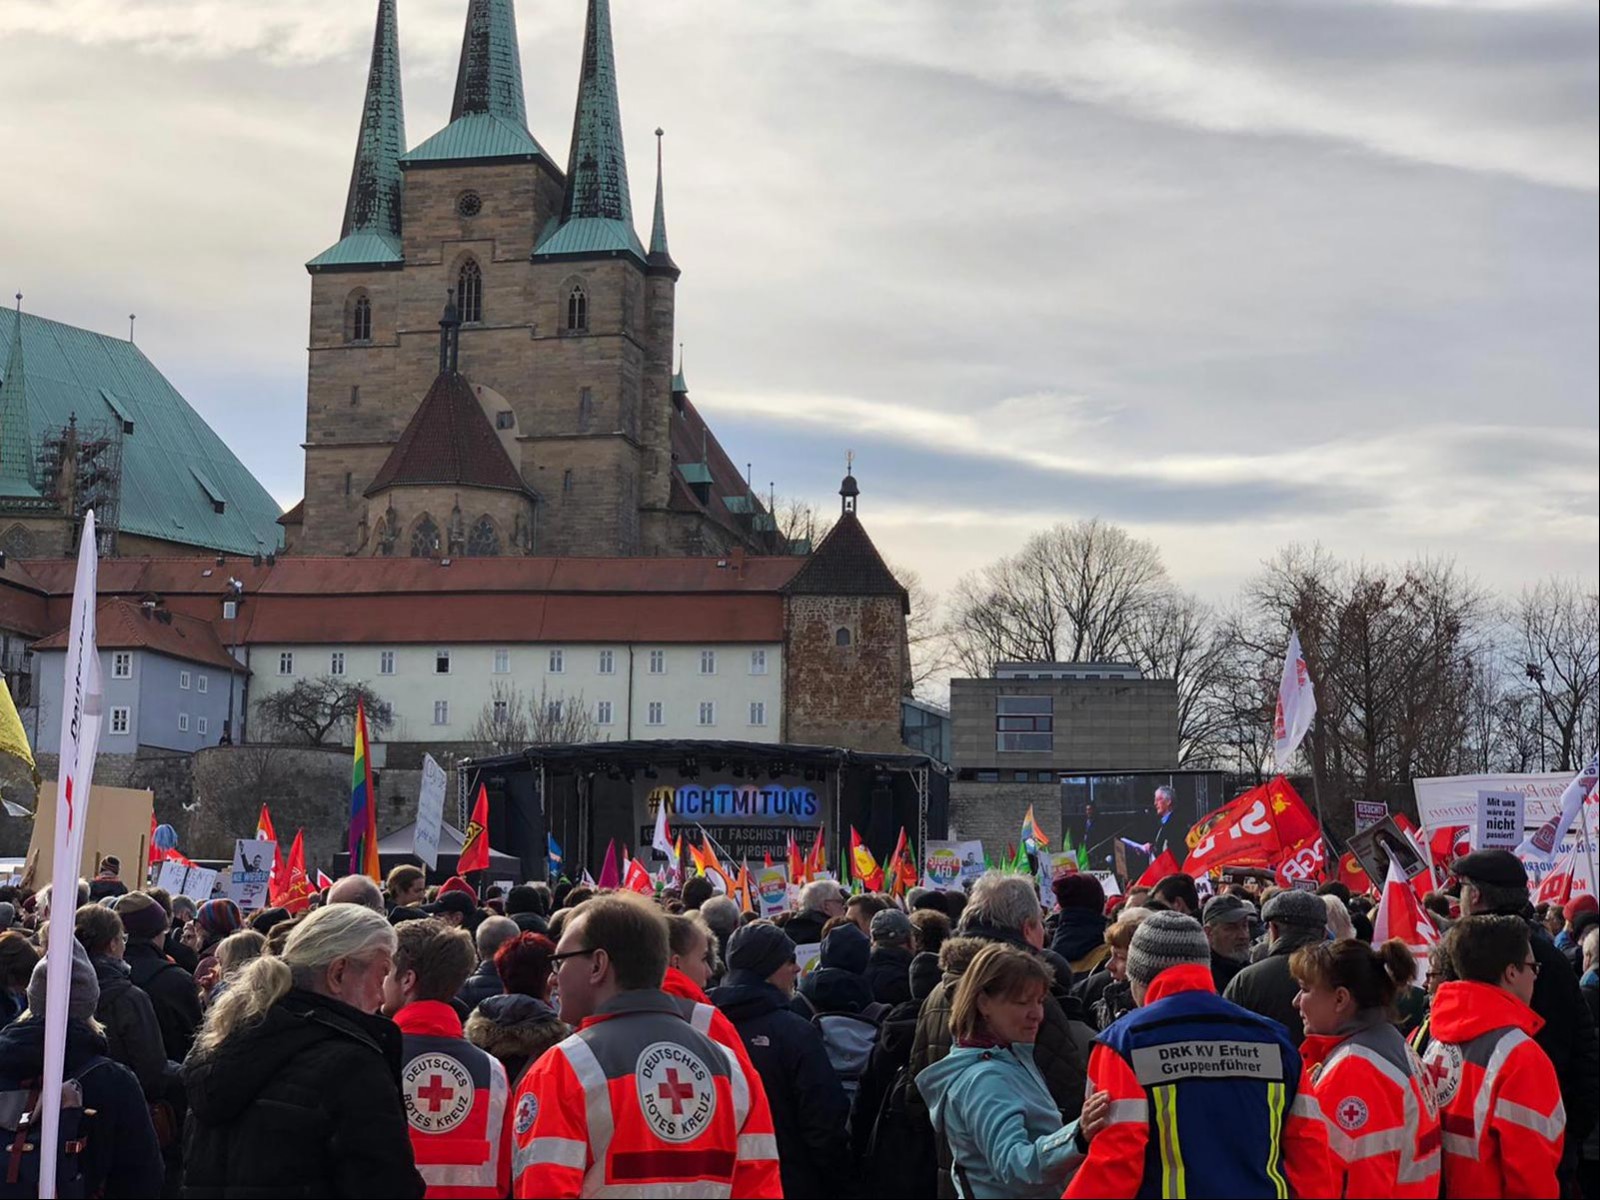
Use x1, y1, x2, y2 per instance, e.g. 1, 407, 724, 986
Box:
888, 563, 952, 701
1511, 579, 1599, 772
768, 492, 835, 554
253, 677, 394, 746
469, 681, 596, 756
1128, 590, 1233, 767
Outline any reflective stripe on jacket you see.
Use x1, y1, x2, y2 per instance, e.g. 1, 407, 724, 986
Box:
1064, 962, 1335, 1199
1421, 981, 1565, 1200
1299, 1018, 1440, 1198
660, 966, 772, 1124
395, 1000, 512, 1199
510, 988, 782, 1199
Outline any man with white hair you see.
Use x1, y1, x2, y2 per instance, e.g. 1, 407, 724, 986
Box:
1142, 784, 1179, 863
906, 871, 1096, 1196
327, 874, 385, 913
785, 879, 846, 946
457, 914, 519, 1010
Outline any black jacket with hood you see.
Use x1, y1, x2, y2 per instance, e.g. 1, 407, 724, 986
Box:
463, 992, 568, 1088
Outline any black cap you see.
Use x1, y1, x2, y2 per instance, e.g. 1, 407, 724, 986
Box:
1450, 849, 1527, 890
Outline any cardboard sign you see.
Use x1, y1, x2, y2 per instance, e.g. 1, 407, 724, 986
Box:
922, 840, 985, 892
180, 866, 218, 901
1090, 870, 1121, 899
413, 754, 447, 870
1354, 801, 1388, 832
154, 860, 190, 896
226, 838, 275, 910
1476, 790, 1524, 851
756, 866, 790, 917
25, 781, 153, 891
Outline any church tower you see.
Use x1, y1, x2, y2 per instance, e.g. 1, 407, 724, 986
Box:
294, 0, 769, 559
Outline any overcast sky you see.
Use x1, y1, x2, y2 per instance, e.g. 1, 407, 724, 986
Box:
2, 0, 1595, 603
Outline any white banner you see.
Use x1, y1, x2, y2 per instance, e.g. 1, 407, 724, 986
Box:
1273, 630, 1316, 773
41, 511, 103, 1197
413, 754, 447, 870
1413, 772, 1571, 834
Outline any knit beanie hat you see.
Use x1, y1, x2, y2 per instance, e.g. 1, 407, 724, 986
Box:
116, 892, 169, 940
197, 898, 244, 939
726, 921, 796, 982
27, 938, 100, 1022
1126, 911, 1211, 990
1261, 889, 1328, 931
1052, 872, 1107, 913
438, 876, 477, 900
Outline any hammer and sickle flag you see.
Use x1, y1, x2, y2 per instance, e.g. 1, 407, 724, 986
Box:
458, 784, 490, 874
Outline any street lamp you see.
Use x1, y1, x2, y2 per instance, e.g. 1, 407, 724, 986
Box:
1525, 662, 1547, 772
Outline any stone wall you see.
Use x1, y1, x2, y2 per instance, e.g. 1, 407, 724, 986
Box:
947, 779, 1062, 856
8, 750, 196, 858
784, 594, 908, 752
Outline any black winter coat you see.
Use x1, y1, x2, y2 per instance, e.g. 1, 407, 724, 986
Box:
454, 959, 502, 1012
711, 974, 851, 1200
125, 939, 202, 1063
1522, 918, 1599, 1183
91, 954, 168, 1098
180, 988, 425, 1198
0, 1016, 163, 1198
863, 945, 913, 1007
463, 993, 568, 1088
784, 910, 829, 945
1223, 931, 1321, 1047
1048, 908, 1109, 976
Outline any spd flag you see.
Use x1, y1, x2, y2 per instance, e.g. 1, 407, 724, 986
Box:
457, 784, 490, 874
1179, 776, 1318, 877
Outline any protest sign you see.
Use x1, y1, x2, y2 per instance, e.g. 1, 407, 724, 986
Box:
1089, 871, 1121, 898
227, 838, 276, 910
155, 859, 189, 896
26, 781, 153, 891
1414, 772, 1569, 835
794, 942, 822, 979
1354, 801, 1387, 832
413, 754, 447, 870
1348, 818, 1428, 890
756, 866, 790, 917
1476, 790, 1523, 851
180, 866, 218, 901
922, 840, 986, 891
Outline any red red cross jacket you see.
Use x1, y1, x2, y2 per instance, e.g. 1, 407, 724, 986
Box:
660, 966, 770, 1111
1298, 1017, 1441, 1198
510, 988, 782, 1199
394, 1000, 511, 1199
1421, 981, 1565, 1200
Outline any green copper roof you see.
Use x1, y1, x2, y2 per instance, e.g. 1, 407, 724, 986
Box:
0, 312, 42, 499
451, 0, 528, 127
671, 368, 688, 394
534, 215, 645, 261
649, 128, 675, 269
678, 462, 713, 486
310, 0, 406, 271
561, 0, 633, 227
402, 112, 546, 166
0, 311, 284, 553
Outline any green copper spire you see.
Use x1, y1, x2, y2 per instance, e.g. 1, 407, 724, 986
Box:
309, 0, 406, 270
649, 126, 677, 272
563, 0, 632, 225
0, 303, 41, 499
451, 0, 528, 126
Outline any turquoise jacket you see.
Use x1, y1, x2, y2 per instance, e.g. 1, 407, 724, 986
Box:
915, 1041, 1084, 1199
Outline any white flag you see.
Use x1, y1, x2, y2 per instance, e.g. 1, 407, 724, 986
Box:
1516, 754, 1598, 864
1273, 630, 1317, 773
1372, 850, 1439, 969
651, 799, 674, 860
40, 512, 103, 1198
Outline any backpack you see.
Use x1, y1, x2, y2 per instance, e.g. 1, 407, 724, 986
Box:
809, 1004, 887, 1102
864, 1060, 935, 1197
0, 1056, 112, 1200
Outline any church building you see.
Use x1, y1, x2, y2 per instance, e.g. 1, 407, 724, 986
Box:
287, 0, 777, 559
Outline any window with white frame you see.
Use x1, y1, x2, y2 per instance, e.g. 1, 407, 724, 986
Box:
435, 650, 451, 674
749, 701, 767, 726
110, 707, 130, 735
179, 670, 191, 690
178, 713, 190, 732
380, 650, 395, 675
222, 600, 238, 620
648, 650, 665, 675
596, 700, 613, 725
278, 652, 294, 676
197, 675, 208, 694
749, 649, 768, 675
698, 701, 716, 726
647, 701, 664, 726
493, 649, 510, 674
197, 716, 209, 736
598, 649, 615, 675
548, 648, 565, 674
330, 651, 346, 676
433, 700, 449, 725
112, 652, 132, 679
700, 650, 717, 675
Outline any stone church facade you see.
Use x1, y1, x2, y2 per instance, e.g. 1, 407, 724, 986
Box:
288, 0, 777, 559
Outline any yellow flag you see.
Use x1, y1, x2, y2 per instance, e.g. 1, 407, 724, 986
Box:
0, 677, 38, 786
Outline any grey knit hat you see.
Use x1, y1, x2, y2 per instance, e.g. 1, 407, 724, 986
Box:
1261, 889, 1328, 930
1202, 893, 1251, 927
27, 938, 100, 1022
1126, 911, 1211, 989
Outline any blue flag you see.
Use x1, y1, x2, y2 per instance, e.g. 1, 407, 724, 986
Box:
547, 832, 563, 881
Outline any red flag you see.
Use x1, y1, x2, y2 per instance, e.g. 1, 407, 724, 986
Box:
806, 824, 827, 881
1135, 849, 1180, 889
1429, 825, 1471, 877
623, 855, 654, 896
1372, 854, 1439, 968
161, 847, 194, 868
597, 839, 620, 890
316, 868, 334, 890
763, 851, 774, 870
147, 812, 160, 867
1179, 777, 1318, 876
255, 803, 286, 888
1273, 835, 1326, 888
884, 828, 910, 897
275, 831, 314, 915
457, 784, 490, 875
850, 827, 884, 891
1331, 849, 1372, 895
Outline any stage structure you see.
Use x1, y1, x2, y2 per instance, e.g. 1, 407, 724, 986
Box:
461, 740, 950, 883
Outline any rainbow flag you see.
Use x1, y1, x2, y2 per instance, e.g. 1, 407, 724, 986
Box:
348, 698, 380, 880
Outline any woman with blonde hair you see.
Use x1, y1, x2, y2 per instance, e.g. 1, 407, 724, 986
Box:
915, 943, 1109, 1197
180, 903, 424, 1197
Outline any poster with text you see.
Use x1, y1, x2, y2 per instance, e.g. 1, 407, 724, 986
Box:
180, 866, 218, 902
923, 840, 985, 892
227, 838, 275, 910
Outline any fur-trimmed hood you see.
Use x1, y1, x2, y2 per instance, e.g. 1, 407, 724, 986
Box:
463, 994, 567, 1074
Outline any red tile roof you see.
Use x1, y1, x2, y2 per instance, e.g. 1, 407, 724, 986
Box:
366, 371, 529, 496
0, 558, 49, 636
31, 599, 245, 671
668, 392, 775, 545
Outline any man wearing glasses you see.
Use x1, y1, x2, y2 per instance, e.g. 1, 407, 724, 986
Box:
1421, 914, 1565, 1198
509, 893, 781, 1199
1451, 848, 1598, 1195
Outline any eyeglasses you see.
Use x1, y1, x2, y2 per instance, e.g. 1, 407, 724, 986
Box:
550, 947, 600, 968
1518, 959, 1541, 976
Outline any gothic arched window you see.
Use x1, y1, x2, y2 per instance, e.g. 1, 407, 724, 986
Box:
566, 285, 587, 332
410, 515, 441, 558
467, 516, 501, 557
347, 292, 372, 342
457, 259, 483, 324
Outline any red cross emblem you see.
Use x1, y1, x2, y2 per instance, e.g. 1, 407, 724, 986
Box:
657, 1068, 696, 1115
416, 1074, 455, 1113
1339, 1101, 1363, 1126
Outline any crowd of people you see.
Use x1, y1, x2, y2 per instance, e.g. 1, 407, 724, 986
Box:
0, 845, 1595, 1198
